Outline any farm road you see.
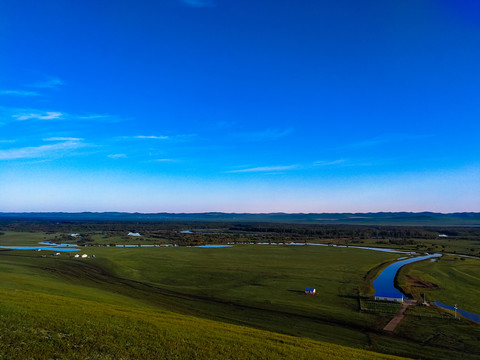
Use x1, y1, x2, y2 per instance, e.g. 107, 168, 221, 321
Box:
383, 300, 416, 332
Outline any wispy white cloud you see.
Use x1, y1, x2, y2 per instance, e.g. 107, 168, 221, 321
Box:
127, 134, 196, 142
1, 106, 121, 124
314, 159, 345, 166
29, 77, 63, 89
77, 114, 111, 120
182, 0, 215, 8
135, 135, 169, 140
43, 137, 84, 141
227, 165, 298, 173
236, 128, 293, 141
345, 133, 433, 149
13, 111, 64, 121
0, 141, 83, 160
0, 90, 40, 96
154, 158, 176, 162
108, 153, 127, 159
74, 113, 128, 123
0, 139, 16, 143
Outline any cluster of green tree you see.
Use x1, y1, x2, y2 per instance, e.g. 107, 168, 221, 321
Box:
374, 238, 417, 246
429, 227, 480, 239
0, 220, 222, 234
1, 220, 479, 252
229, 223, 440, 239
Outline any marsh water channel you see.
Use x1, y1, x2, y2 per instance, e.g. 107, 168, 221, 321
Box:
373, 253, 442, 299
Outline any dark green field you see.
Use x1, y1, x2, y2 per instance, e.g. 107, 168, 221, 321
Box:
399, 255, 480, 313
1, 226, 479, 359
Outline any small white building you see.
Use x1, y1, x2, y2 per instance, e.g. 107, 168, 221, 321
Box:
374, 295, 404, 303
54, 252, 61, 256
128, 232, 141, 236
81, 254, 88, 258
74, 254, 80, 258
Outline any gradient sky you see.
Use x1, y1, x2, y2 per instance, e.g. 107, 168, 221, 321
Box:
1, 0, 479, 213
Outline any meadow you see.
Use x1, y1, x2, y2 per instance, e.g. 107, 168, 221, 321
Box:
398, 255, 480, 313
1, 228, 480, 359
0, 288, 405, 360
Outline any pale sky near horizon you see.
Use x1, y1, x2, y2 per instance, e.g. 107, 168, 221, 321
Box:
1, 0, 479, 213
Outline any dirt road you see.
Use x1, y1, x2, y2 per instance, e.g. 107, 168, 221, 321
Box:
383, 300, 416, 332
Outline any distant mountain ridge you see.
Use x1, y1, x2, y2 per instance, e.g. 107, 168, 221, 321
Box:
0, 211, 479, 226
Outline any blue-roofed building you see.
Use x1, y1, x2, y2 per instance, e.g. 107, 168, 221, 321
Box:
305, 288, 316, 295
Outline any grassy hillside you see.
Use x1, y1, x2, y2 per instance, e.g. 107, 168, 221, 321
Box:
1, 233, 480, 359
0, 247, 405, 359
0, 288, 407, 360
0, 246, 394, 347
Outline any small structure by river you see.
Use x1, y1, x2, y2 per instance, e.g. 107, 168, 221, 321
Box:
375, 294, 404, 303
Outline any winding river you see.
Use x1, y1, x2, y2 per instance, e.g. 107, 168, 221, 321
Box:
373, 253, 480, 323
373, 254, 442, 299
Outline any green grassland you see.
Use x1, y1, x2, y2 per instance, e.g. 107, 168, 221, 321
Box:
0, 246, 400, 359
398, 255, 480, 313
1, 230, 480, 359
3, 221, 480, 256
394, 305, 480, 355
0, 230, 58, 245
1, 246, 393, 347
392, 255, 480, 355
88, 233, 170, 245
0, 289, 406, 360
355, 237, 480, 257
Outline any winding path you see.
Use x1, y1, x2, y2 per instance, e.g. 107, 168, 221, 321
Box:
383, 299, 417, 332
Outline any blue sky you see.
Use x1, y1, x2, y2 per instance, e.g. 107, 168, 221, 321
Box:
0, 0, 479, 212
